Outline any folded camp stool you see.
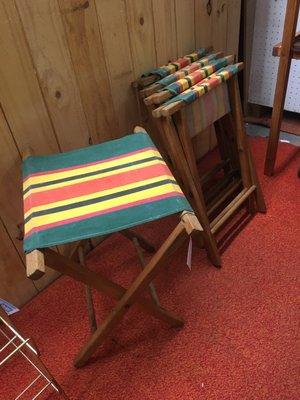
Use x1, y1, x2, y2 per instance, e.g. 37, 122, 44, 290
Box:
23, 127, 202, 368
134, 49, 266, 268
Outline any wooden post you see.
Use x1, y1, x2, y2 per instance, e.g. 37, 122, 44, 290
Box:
264, 0, 300, 176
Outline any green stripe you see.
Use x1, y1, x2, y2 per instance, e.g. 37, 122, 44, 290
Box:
23, 132, 154, 179
25, 178, 178, 223
24, 155, 163, 195
24, 196, 192, 253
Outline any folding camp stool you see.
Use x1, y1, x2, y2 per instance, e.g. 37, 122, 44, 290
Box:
0, 307, 68, 399
134, 53, 266, 267
23, 127, 202, 368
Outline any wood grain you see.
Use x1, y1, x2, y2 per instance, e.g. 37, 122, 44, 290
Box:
95, 0, 138, 133
195, 0, 213, 48
152, 0, 177, 64
175, 0, 195, 55
59, 0, 118, 143
0, 1, 59, 154
212, 0, 228, 53
227, 0, 241, 56
0, 218, 38, 307
16, 0, 90, 151
0, 106, 24, 259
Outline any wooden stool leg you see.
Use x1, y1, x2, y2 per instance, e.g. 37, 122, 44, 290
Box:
228, 77, 252, 189
228, 76, 266, 213
78, 246, 97, 333
228, 76, 257, 212
121, 229, 155, 253
132, 237, 160, 306
214, 119, 232, 173
247, 145, 267, 213
264, 0, 299, 176
160, 116, 221, 267
74, 218, 191, 367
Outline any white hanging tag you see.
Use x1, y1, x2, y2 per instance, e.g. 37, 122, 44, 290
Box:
186, 237, 193, 270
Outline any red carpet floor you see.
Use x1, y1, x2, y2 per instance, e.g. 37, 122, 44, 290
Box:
1, 138, 299, 400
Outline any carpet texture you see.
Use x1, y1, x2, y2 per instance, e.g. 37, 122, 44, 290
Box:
1, 137, 299, 400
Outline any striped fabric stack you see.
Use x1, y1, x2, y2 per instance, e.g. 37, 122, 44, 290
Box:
142, 48, 209, 78
23, 132, 191, 253
155, 52, 219, 87
163, 57, 234, 96
164, 64, 239, 105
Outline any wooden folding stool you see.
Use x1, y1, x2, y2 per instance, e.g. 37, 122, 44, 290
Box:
134, 52, 266, 267
23, 127, 202, 367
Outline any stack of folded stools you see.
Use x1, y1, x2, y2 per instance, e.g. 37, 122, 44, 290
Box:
133, 47, 266, 267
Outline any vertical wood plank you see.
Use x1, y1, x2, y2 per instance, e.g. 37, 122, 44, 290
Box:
195, 0, 213, 48
95, 0, 138, 133
226, 0, 241, 56
244, 0, 256, 113
126, 0, 157, 76
0, 219, 38, 307
175, 0, 195, 55
152, 0, 177, 65
0, 107, 61, 292
58, 0, 118, 143
0, 106, 24, 259
16, 0, 90, 151
212, 0, 228, 53
0, 1, 59, 155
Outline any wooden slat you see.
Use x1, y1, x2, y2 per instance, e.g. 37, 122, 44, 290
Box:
0, 1, 59, 154
175, 0, 195, 55
152, 0, 177, 65
16, 0, 90, 151
0, 107, 24, 259
126, 0, 157, 77
212, 0, 228, 53
195, 0, 213, 48
95, 0, 138, 133
226, 0, 241, 56
0, 219, 37, 307
58, 0, 118, 143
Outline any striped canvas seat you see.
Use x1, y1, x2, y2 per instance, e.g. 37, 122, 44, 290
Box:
23, 132, 191, 253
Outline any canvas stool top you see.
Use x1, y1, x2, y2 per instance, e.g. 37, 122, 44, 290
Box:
23, 132, 192, 253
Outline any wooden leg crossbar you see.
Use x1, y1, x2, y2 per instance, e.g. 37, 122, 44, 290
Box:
26, 212, 202, 367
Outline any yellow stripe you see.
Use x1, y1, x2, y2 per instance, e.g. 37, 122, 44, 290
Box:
24, 174, 175, 219
25, 182, 183, 234
24, 159, 166, 200
23, 148, 161, 191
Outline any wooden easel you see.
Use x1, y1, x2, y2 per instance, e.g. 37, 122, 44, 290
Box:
264, 0, 300, 176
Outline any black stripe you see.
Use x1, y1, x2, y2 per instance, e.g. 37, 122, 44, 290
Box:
24, 156, 163, 195
185, 76, 193, 87
170, 63, 179, 71
25, 179, 178, 223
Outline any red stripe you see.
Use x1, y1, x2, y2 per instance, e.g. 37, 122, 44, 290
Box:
24, 163, 172, 213
176, 58, 189, 68
23, 146, 155, 183
24, 192, 184, 238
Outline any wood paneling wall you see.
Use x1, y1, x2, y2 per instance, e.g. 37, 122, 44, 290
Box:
0, 0, 241, 307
